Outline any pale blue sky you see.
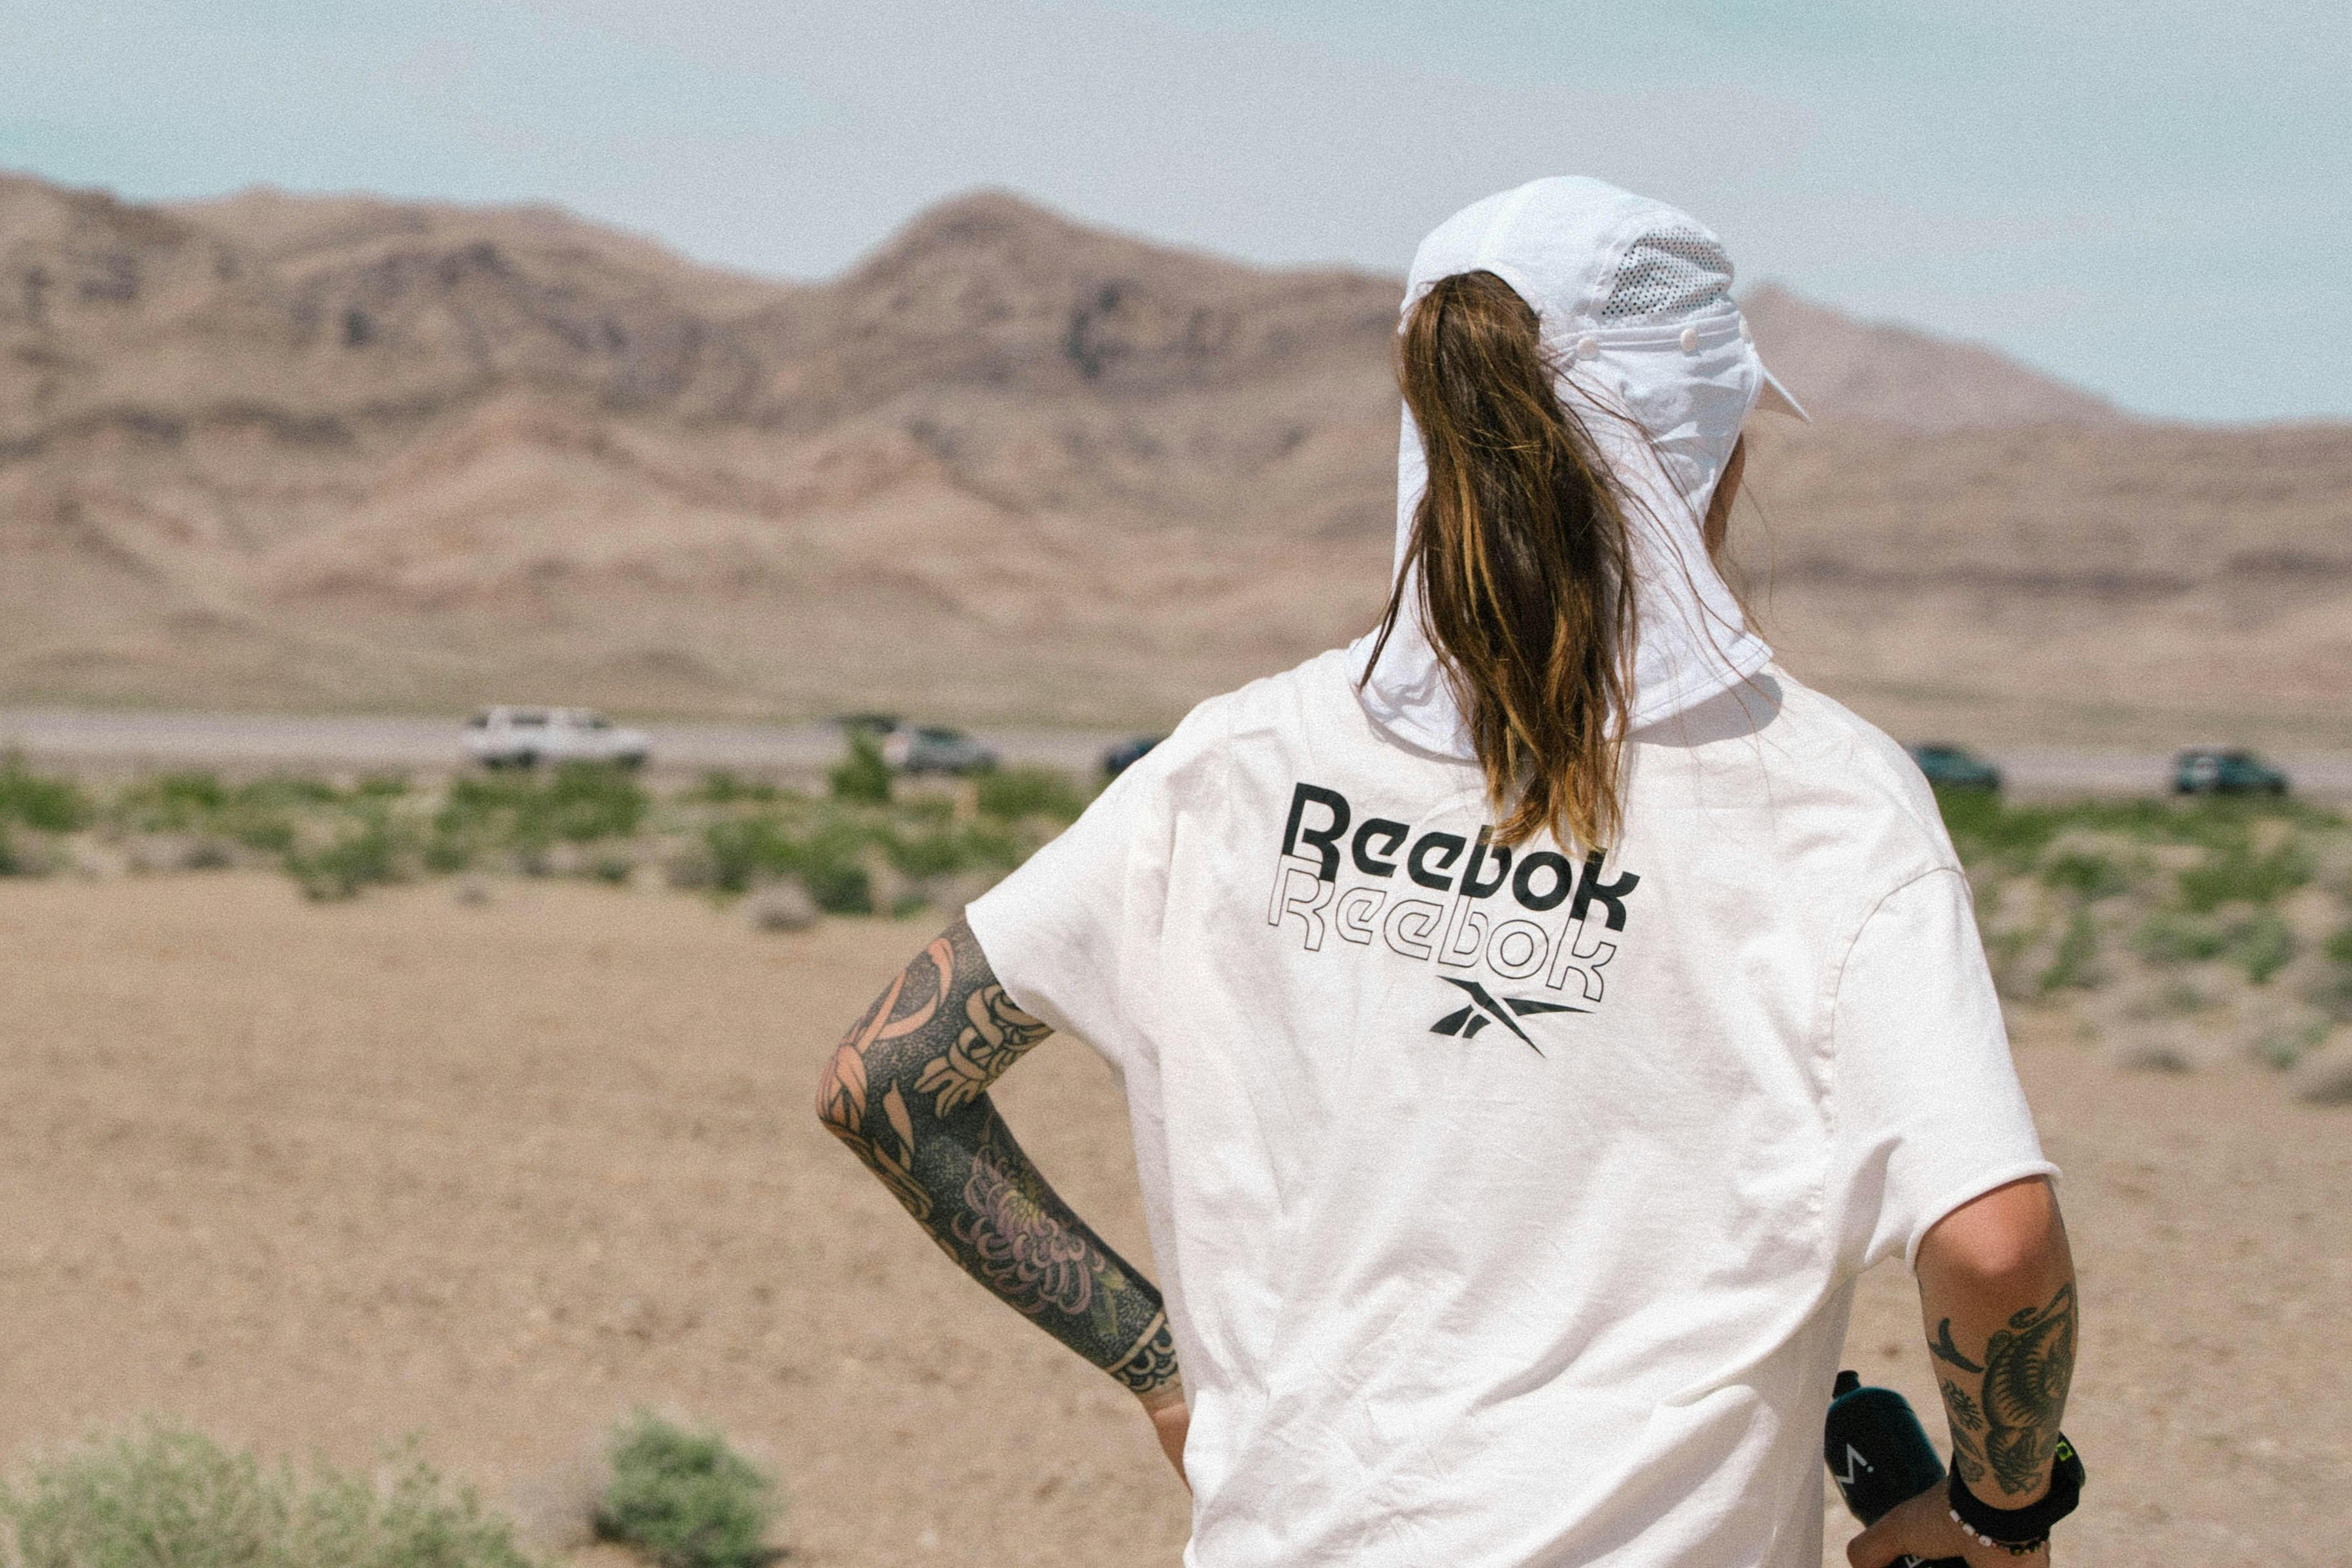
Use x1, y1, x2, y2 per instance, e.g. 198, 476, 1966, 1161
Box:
5, 0, 2346, 421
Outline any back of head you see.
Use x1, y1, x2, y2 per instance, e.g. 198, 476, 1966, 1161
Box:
1369, 269, 1638, 850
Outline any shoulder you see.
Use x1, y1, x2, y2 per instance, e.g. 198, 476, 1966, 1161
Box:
1137, 647, 1364, 777
1774, 676, 1946, 826
1718, 668, 1968, 897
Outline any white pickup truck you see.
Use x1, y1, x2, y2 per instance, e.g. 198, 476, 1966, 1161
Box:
463, 707, 649, 770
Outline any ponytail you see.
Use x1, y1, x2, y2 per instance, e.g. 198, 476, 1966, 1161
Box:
1362, 270, 1637, 849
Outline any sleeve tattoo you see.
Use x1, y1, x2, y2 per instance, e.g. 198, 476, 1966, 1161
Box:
818, 918, 1181, 1403
1929, 1282, 2076, 1497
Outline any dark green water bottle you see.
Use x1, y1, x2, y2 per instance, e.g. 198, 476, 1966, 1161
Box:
1824, 1369, 1967, 1568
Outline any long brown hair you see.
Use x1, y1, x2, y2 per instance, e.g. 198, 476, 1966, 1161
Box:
1361, 269, 1638, 849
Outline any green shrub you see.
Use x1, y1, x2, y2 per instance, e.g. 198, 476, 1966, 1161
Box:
2134, 911, 2226, 965
2326, 924, 2352, 968
286, 816, 403, 900
595, 1411, 776, 1568
0, 762, 91, 833
883, 821, 1022, 879
687, 772, 779, 806
2176, 838, 2313, 912
0, 1424, 536, 1568
1933, 790, 2061, 872
2225, 911, 2295, 985
794, 821, 872, 914
2040, 851, 2130, 900
974, 766, 1084, 823
886, 828, 972, 879
438, 766, 646, 851
0, 826, 20, 877
702, 817, 794, 896
2254, 1018, 2331, 1070
229, 816, 300, 855
421, 834, 473, 874
2039, 911, 2099, 993
701, 815, 872, 911
827, 734, 891, 806
122, 770, 228, 828
231, 776, 340, 811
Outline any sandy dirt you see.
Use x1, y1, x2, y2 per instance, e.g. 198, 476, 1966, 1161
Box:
1, 874, 2345, 1567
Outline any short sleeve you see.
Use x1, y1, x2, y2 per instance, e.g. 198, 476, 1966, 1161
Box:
962, 740, 1179, 1073
1829, 868, 2058, 1273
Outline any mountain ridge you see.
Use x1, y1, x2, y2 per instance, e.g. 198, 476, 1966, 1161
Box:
4, 170, 2347, 745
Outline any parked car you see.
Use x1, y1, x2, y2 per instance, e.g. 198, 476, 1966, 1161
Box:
463, 706, 649, 769
882, 725, 999, 776
1906, 742, 2002, 792
2173, 747, 2289, 796
1102, 735, 1162, 779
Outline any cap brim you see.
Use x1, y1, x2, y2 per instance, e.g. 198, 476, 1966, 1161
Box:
1756, 359, 1810, 422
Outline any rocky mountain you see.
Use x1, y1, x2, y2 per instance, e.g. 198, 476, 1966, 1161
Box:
3, 170, 2346, 746
1739, 285, 2123, 430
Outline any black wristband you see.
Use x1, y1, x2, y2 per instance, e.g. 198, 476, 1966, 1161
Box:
1947, 1436, 2084, 1545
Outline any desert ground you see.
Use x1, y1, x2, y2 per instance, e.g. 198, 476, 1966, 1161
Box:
1, 873, 2345, 1567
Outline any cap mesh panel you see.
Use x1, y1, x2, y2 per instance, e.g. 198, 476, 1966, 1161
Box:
1599, 229, 1733, 321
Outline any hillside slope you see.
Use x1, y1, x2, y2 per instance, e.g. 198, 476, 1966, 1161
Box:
3, 171, 2346, 745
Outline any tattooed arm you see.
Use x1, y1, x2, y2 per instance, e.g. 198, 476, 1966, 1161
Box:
1917, 1176, 2077, 1507
816, 918, 1186, 1436
1849, 1176, 2078, 1568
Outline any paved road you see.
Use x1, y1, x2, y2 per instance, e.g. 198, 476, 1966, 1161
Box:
0, 708, 1126, 778
3, 708, 2349, 800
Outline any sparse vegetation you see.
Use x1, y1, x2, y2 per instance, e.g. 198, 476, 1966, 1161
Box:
2039, 911, 2100, 993
2040, 849, 2131, 901
0, 759, 90, 834
826, 734, 891, 806
8, 757, 2350, 1066
1931, 789, 2351, 1070
975, 766, 1084, 822
0, 1424, 536, 1568
2227, 911, 2295, 985
287, 814, 406, 901
2176, 836, 2312, 913
2136, 910, 2227, 965
595, 1411, 777, 1568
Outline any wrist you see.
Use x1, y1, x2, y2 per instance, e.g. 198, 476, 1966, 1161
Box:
1978, 1471, 2051, 1509
1948, 1436, 2082, 1546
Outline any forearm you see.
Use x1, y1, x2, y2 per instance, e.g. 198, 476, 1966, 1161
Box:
817, 920, 1183, 1406
1916, 1179, 2078, 1505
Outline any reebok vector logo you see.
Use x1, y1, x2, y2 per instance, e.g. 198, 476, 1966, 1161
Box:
1264, 781, 1641, 1026
1430, 976, 1585, 1053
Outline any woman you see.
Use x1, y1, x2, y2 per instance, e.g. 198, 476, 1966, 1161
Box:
819, 178, 2081, 1568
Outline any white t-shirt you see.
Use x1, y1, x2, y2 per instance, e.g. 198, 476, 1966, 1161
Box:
967, 651, 2054, 1568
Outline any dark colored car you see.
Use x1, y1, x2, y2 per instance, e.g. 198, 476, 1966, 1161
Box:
1102, 735, 1162, 779
2173, 747, 2289, 796
885, 725, 1000, 776
1906, 743, 2002, 792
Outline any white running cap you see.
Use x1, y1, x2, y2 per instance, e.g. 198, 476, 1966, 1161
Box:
1350, 176, 1803, 764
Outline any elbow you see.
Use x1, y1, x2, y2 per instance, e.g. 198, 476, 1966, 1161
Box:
814, 1045, 861, 1142
1919, 1175, 2070, 1292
